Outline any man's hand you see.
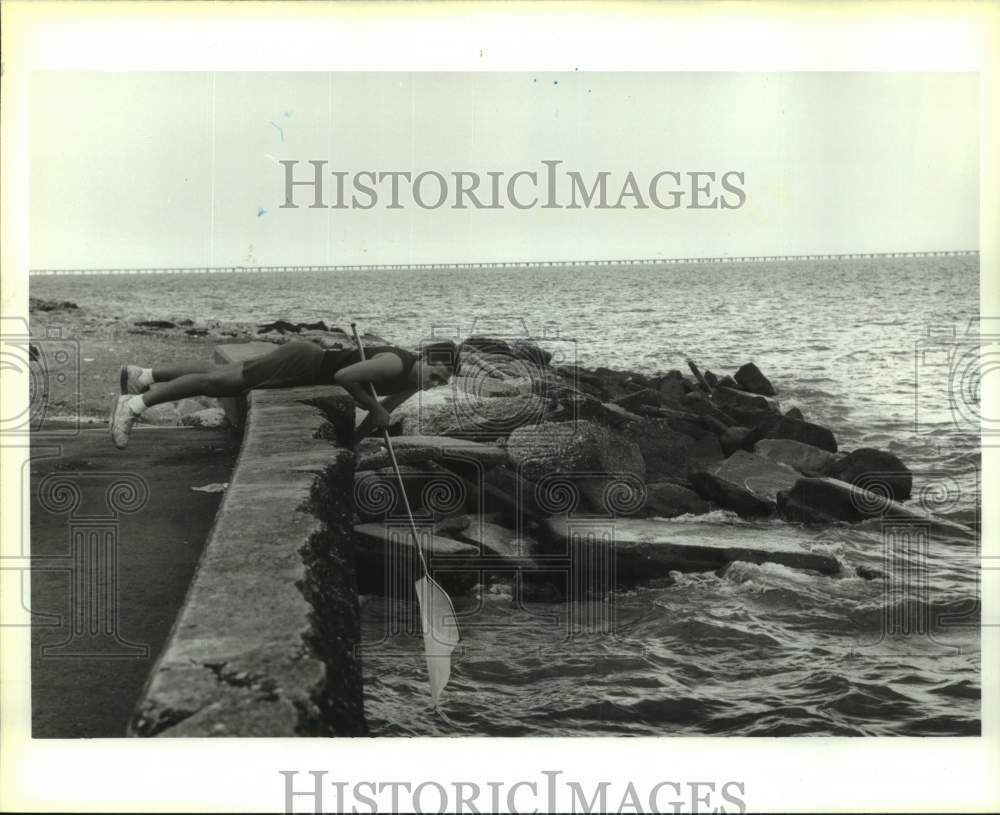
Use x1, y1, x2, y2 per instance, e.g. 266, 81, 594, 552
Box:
352, 388, 414, 445
371, 404, 392, 430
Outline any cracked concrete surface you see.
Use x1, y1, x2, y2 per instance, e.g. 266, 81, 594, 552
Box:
129, 384, 366, 737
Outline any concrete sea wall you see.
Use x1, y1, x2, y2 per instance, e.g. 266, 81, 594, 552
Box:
129, 381, 365, 737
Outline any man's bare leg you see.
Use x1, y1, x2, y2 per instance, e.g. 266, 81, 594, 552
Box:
121, 360, 213, 395
122, 361, 234, 394
142, 364, 247, 407
151, 362, 214, 381
110, 363, 248, 448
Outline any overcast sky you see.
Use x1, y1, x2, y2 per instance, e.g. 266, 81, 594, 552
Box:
29, 72, 978, 269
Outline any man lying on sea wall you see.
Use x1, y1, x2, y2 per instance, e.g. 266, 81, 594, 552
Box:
108, 338, 472, 449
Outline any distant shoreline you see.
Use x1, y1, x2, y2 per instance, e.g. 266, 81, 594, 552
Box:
29, 250, 980, 277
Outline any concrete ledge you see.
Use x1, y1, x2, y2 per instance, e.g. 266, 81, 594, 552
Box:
129, 385, 365, 737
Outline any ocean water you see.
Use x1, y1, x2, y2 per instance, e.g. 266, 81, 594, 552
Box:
32, 255, 982, 735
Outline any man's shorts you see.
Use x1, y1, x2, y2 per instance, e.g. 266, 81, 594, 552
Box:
241, 341, 325, 390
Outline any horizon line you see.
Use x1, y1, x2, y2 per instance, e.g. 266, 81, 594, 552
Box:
29, 250, 980, 276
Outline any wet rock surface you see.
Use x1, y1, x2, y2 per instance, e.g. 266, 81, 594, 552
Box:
734, 362, 776, 396
642, 481, 712, 518
505, 420, 645, 513
828, 447, 912, 501
332, 342, 965, 574
745, 414, 838, 453
710, 385, 781, 426
356, 435, 506, 471
689, 450, 801, 517
753, 438, 837, 477
777, 477, 974, 539
541, 516, 841, 578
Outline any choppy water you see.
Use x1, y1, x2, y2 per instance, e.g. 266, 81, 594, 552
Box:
32, 255, 982, 735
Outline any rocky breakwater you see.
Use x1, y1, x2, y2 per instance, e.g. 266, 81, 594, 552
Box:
350, 339, 955, 596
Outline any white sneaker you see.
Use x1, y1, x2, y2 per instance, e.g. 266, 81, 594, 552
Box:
120, 364, 148, 395
109, 395, 137, 449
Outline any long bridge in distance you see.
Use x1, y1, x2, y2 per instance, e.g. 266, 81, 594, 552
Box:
29, 250, 979, 276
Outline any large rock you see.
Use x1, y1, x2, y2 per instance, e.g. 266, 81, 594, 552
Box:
828, 448, 912, 501
356, 435, 506, 471
507, 421, 644, 479
257, 320, 301, 334
460, 335, 552, 370
558, 366, 606, 400
354, 467, 416, 521
434, 514, 472, 535
746, 414, 838, 453
30, 297, 78, 312
352, 522, 480, 594
140, 403, 181, 424
656, 370, 689, 400
734, 362, 776, 396
393, 387, 554, 440
633, 404, 713, 438
176, 397, 215, 417
443, 464, 552, 522
354, 462, 471, 521
614, 388, 662, 414
682, 391, 737, 426
354, 521, 478, 557
355, 516, 539, 594
479, 465, 546, 518
449, 375, 532, 398
642, 482, 711, 518
543, 382, 634, 429
719, 425, 753, 457
505, 421, 645, 514
754, 438, 837, 477
451, 516, 539, 562
620, 418, 723, 483
446, 366, 612, 431
135, 319, 176, 329
509, 339, 552, 367
689, 450, 801, 517
664, 414, 717, 441
554, 364, 649, 403
600, 401, 646, 426
541, 516, 841, 578
178, 408, 228, 428
710, 385, 780, 426
777, 477, 974, 540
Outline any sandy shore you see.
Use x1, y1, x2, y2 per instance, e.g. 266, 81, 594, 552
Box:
30, 300, 226, 421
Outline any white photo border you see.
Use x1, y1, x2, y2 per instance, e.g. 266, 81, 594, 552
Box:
2, 1, 998, 812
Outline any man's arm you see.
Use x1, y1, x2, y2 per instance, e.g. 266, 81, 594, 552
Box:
333, 354, 404, 429
341, 381, 386, 421
353, 387, 417, 442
